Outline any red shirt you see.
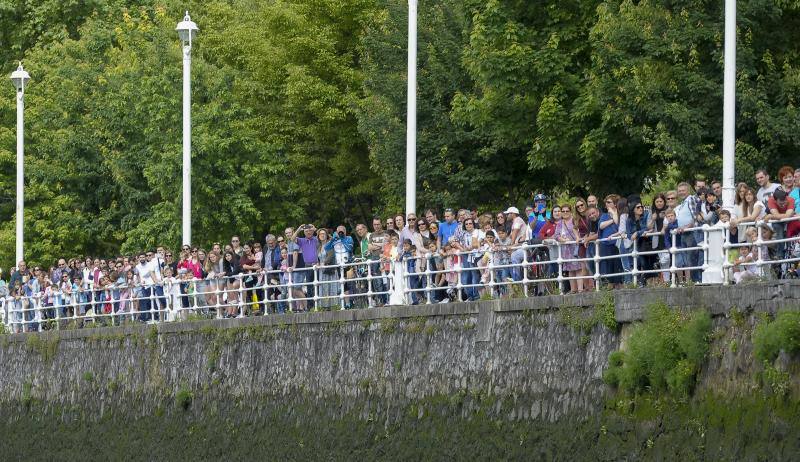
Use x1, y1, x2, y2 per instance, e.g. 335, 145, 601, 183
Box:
767, 196, 795, 215
538, 221, 556, 239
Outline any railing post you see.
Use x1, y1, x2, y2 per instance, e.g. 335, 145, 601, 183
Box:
425, 257, 433, 304
556, 240, 564, 295
670, 230, 678, 288
287, 272, 294, 313
593, 239, 601, 292
522, 245, 530, 297
756, 222, 765, 277
632, 238, 639, 287
487, 253, 495, 298
366, 262, 375, 308
338, 263, 347, 310
722, 227, 731, 285
455, 253, 463, 302
237, 274, 246, 318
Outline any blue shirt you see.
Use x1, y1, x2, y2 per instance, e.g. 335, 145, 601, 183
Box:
598, 213, 619, 247
438, 221, 459, 245
790, 188, 800, 213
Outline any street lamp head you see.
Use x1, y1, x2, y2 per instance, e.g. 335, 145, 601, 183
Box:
176, 11, 198, 45
10, 62, 30, 92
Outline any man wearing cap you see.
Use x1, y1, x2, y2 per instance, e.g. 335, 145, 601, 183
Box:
530, 194, 551, 235
506, 207, 528, 281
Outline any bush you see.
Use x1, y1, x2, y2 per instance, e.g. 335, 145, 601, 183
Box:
603, 302, 712, 397
753, 310, 800, 363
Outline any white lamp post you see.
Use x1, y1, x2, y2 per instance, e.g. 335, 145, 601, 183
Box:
405, 0, 417, 217
721, 0, 736, 209
176, 11, 198, 246
10, 63, 29, 265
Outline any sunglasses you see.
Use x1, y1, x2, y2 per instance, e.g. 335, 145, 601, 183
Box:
417, 222, 426, 226
666, 197, 677, 200
576, 203, 585, 208
562, 209, 571, 213
635, 205, 644, 209
232, 239, 239, 242
166, 254, 172, 257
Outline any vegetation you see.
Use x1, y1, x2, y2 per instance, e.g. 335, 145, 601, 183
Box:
603, 302, 712, 397
0, 0, 798, 263
753, 310, 800, 363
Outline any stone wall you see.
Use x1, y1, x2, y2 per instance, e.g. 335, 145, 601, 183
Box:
0, 281, 798, 423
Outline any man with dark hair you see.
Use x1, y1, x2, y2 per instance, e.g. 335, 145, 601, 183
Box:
756, 168, 779, 204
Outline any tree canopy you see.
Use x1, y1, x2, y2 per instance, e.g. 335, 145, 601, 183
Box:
0, 0, 798, 265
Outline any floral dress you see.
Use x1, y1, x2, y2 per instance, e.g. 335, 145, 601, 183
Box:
555, 219, 582, 272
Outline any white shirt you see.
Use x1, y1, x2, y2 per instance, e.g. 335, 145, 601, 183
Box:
135, 262, 157, 286
511, 216, 527, 244
757, 183, 779, 205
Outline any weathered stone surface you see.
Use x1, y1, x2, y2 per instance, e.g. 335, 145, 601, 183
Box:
0, 281, 797, 422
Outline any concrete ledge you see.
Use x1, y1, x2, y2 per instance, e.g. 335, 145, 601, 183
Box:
5, 281, 800, 343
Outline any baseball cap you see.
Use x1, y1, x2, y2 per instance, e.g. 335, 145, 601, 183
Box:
504, 206, 520, 215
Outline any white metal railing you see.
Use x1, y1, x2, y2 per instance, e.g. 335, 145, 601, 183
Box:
5, 215, 800, 332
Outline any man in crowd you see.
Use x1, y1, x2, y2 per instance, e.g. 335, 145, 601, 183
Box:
766, 189, 798, 254
398, 213, 424, 253
368, 217, 389, 305
135, 253, 160, 322
9, 260, 28, 290
675, 182, 702, 283
507, 207, 528, 281
294, 224, 319, 305
756, 168, 780, 204
437, 208, 459, 249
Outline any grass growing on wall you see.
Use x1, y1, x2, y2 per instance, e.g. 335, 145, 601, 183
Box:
603, 302, 712, 397
753, 310, 800, 363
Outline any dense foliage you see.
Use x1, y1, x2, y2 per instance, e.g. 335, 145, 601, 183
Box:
603, 302, 712, 396
0, 0, 798, 263
753, 309, 800, 363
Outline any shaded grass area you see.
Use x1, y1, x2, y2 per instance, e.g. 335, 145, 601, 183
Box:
0, 394, 798, 461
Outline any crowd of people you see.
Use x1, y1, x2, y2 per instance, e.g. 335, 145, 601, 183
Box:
1, 166, 799, 332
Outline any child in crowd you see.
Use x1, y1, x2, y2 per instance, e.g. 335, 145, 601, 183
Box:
661, 208, 679, 282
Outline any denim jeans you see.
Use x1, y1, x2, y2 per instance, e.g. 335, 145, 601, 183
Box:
511, 249, 526, 281
461, 259, 480, 300
619, 245, 633, 284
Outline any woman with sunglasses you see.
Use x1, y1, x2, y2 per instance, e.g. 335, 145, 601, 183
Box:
455, 219, 481, 301
648, 193, 669, 278
599, 194, 623, 288
627, 200, 653, 285
221, 251, 242, 318
495, 212, 509, 235
556, 205, 583, 293
616, 197, 634, 284
573, 198, 592, 290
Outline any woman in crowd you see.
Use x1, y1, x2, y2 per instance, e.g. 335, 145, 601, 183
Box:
428, 221, 440, 249
778, 165, 795, 195
221, 251, 241, 317
495, 211, 509, 235
316, 228, 338, 309
555, 204, 583, 293
599, 194, 623, 288
456, 218, 480, 301
239, 243, 261, 316
616, 197, 633, 284
573, 197, 591, 288
731, 186, 766, 240
204, 251, 223, 315
648, 193, 668, 281
627, 200, 652, 285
